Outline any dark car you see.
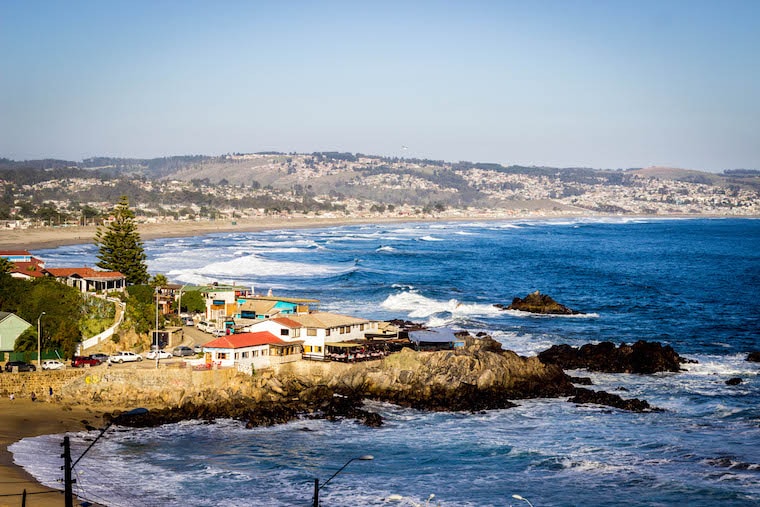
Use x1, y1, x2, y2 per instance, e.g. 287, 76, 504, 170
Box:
5, 361, 36, 372
90, 353, 109, 363
172, 346, 195, 357
71, 356, 101, 368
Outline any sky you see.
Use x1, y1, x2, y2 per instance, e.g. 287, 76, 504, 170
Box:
1, 0, 758, 171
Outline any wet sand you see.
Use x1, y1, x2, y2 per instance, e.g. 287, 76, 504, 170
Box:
0, 398, 107, 507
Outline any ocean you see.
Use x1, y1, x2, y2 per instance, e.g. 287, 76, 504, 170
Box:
11, 217, 760, 506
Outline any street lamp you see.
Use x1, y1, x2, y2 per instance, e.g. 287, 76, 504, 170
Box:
62, 407, 148, 507
512, 494, 534, 507
313, 455, 373, 507
154, 287, 160, 369
37, 312, 45, 372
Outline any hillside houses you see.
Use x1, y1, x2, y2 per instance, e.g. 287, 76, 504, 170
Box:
1, 250, 126, 292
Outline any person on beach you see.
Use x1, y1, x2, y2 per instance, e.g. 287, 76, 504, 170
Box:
30, 392, 36, 402
49, 386, 53, 399
9, 393, 14, 401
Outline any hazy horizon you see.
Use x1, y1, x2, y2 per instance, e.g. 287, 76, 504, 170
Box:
2, 1, 758, 172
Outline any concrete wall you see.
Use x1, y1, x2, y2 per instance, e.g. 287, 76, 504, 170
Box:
0, 369, 88, 398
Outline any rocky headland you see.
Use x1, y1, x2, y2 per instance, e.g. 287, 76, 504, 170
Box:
78, 336, 665, 431
495, 290, 582, 315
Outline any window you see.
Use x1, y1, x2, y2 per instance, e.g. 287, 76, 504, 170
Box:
280, 329, 289, 336
307, 328, 317, 336
293, 328, 301, 338
325, 328, 331, 336
234, 353, 239, 360
315, 346, 322, 353
217, 352, 228, 360
360, 324, 365, 331
304, 345, 312, 353
241, 351, 249, 358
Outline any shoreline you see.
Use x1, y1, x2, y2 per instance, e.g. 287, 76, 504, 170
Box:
2, 212, 756, 252
0, 399, 107, 507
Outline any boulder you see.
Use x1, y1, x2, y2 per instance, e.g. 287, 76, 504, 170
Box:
569, 388, 660, 412
538, 340, 687, 374
746, 352, 760, 362
726, 377, 743, 386
495, 290, 581, 315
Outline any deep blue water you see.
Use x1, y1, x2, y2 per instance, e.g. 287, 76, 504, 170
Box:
12, 217, 760, 506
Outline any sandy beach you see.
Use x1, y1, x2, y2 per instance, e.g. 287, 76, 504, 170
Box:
0, 215, 469, 251
0, 399, 107, 507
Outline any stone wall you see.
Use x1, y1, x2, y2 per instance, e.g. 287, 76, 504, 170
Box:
0, 369, 88, 398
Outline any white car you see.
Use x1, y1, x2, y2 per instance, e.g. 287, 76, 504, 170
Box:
146, 350, 173, 360
42, 360, 65, 370
109, 351, 143, 363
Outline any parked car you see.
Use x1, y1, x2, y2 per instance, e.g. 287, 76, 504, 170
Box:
211, 328, 227, 337
184, 318, 195, 326
90, 353, 109, 363
193, 344, 203, 354
42, 360, 65, 370
71, 356, 102, 368
5, 361, 36, 372
109, 351, 143, 363
172, 346, 194, 357
146, 350, 173, 360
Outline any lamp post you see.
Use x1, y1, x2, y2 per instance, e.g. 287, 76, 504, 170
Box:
313, 455, 373, 507
512, 494, 534, 507
37, 312, 45, 372
154, 287, 160, 369
62, 407, 148, 507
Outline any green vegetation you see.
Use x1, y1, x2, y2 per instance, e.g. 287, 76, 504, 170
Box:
94, 195, 149, 285
0, 275, 85, 358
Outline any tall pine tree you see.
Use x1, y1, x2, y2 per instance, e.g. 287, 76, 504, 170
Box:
95, 196, 149, 285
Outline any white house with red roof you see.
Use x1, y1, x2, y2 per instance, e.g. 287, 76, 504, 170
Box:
0, 250, 46, 280
201, 331, 302, 373
243, 311, 380, 360
44, 267, 126, 293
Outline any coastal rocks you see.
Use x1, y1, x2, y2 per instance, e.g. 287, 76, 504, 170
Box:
726, 377, 743, 386
495, 290, 581, 315
538, 340, 686, 374
746, 352, 760, 362
569, 388, 660, 412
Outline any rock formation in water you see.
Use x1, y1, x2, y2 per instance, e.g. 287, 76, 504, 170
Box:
746, 351, 760, 362
538, 340, 688, 374
495, 290, 581, 315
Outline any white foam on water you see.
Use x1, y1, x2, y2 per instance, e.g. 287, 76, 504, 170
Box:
502, 309, 600, 319
380, 291, 503, 321
419, 235, 444, 242
199, 253, 351, 278
376, 245, 396, 252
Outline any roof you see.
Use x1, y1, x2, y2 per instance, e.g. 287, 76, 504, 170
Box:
270, 316, 305, 329
409, 328, 461, 344
0, 250, 34, 256
9, 262, 46, 278
203, 331, 286, 349
240, 299, 279, 314
45, 267, 125, 280
243, 295, 319, 304
0, 311, 31, 326
282, 312, 370, 329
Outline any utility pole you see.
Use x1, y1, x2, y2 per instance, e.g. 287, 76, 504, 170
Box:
62, 436, 74, 507
313, 478, 319, 507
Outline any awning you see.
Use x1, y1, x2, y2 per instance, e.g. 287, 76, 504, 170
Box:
325, 342, 362, 348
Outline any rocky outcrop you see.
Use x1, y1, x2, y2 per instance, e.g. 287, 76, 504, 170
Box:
538, 340, 687, 373
569, 388, 660, 412
495, 290, 581, 315
746, 352, 760, 362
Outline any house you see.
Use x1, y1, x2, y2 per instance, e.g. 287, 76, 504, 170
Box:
0, 312, 32, 356
238, 295, 317, 320
202, 331, 302, 373
244, 311, 381, 360
44, 267, 126, 293
408, 328, 465, 351
199, 284, 254, 327
0, 250, 46, 280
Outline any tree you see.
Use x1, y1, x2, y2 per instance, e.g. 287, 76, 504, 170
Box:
94, 196, 149, 285
173, 290, 205, 313
0, 257, 13, 275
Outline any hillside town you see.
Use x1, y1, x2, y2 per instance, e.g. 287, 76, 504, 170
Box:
0, 249, 452, 376
1, 154, 759, 233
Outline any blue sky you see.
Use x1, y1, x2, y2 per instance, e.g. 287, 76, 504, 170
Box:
1, 0, 758, 171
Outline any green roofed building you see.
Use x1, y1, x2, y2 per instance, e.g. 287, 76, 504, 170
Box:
0, 312, 32, 354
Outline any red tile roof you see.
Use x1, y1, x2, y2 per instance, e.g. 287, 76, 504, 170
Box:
203, 331, 285, 349
270, 317, 303, 328
9, 262, 46, 278
0, 250, 34, 256
45, 267, 124, 279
